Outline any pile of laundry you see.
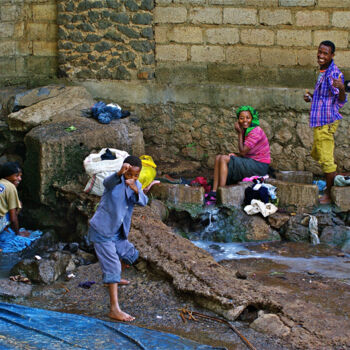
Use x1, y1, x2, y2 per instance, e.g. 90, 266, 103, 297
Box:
81, 101, 130, 124
243, 176, 278, 217
0, 228, 42, 253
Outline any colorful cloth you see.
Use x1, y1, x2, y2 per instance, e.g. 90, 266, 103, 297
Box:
236, 105, 259, 136
244, 127, 271, 164
309, 60, 347, 127
311, 120, 339, 173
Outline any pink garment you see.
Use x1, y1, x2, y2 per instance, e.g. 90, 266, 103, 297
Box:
143, 180, 160, 194
242, 175, 269, 182
244, 127, 271, 164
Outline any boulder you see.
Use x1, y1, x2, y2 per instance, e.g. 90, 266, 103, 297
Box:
275, 171, 313, 184
150, 199, 169, 221
217, 182, 251, 208
148, 183, 204, 205
268, 212, 290, 229
331, 186, 350, 211
7, 86, 95, 132
284, 214, 310, 242
24, 117, 145, 205
320, 226, 350, 249
250, 313, 291, 337
267, 179, 318, 213
0, 280, 32, 298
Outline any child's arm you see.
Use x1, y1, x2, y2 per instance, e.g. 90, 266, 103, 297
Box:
103, 164, 131, 190
332, 73, 346, 102
125, 179, 148, 206
8, 209, 30, 237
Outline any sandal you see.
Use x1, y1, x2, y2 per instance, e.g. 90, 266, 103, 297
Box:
205, 195, 216, 206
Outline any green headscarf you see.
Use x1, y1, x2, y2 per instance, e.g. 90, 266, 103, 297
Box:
236, 105, 259, 136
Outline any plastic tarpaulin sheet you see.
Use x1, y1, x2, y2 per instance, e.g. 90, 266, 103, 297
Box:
0, 302, 226, 350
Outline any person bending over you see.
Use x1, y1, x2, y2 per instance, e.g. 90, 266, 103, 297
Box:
0, 162, 30, 237
207, 106, 270, 204
88, 155, 148, 322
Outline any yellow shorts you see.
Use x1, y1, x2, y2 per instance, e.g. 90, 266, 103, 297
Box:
311, 120, 339, 174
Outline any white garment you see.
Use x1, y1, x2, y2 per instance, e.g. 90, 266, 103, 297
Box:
244, 199, 278, 217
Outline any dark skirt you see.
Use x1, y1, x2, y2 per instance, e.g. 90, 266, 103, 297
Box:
227, 156, 269, 185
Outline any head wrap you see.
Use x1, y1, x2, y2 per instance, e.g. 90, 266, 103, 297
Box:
236, 105, 259, 135
0, 162, 22, 179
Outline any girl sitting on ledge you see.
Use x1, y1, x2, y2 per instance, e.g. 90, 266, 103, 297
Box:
206, 105, 271, 205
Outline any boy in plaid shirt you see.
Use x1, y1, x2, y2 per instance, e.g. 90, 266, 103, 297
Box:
304, 40, 347, 204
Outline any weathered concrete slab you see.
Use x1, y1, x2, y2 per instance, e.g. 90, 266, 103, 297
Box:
148, 183, 204, 204
7, 86, 95, 132
24, 117, 145, 205
268, 179, 318, 213
217, 182, 251, 207
275, 171, 313, 184
331, 186, 350, 211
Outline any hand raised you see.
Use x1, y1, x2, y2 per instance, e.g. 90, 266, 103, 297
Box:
234, 122, 243, 134
118, 163, 131, 175
332, 73, 344, 91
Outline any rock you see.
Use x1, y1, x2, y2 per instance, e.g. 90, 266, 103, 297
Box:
75, 249, 97, 265
7, 86, 95, 132
284, 214, 310, 242
148, 183, 204, 205
217, 182, 251, 208
320, 226, 350, 249
331, 186, 350, 211
275, 171, 313, 184
268, 179, 318, 213
24, 117, 145, 205
11, 251, 74, 284
0, 280, 33, 298
150, 199, 169, 221
245, 215, 274, 241
268, 212, 290, 229
250, 313, 290, 337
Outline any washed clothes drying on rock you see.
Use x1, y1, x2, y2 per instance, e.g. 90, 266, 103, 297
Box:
82, 101, 130, 124
0, 227, 42, 253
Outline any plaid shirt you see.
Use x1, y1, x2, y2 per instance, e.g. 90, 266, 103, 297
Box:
310, 60, 347, 127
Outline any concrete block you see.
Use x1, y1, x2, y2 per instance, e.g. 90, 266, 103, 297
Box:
223, 8, 257, 25
189, 7, 222, 24
168, 26, 202, 44
155, 26, 168, 43
334, 51, 350, 69
0, 41, 15, 56
27, 23, 49, 41
154, 7, 187, 24
313, 30, 349, 49
16, 41, 32, 56
0, 23, 14, 38
259, 9, 292, 26
297, 49, 315, 66
148, 183, 205, 204
156, 44, 187, 61
279, 0, 315, 6
318, 0, 350, 7
206, 28, 239, 45
241, 29, 274, 46
331, 186, 350, 211
33, 4, 57, 21
191, 45, 225, 63
0, 58, 15, 75
217, 182, 251, 208
0, 5, 17, 22
268, 179, 319, 212
226, 46, 260, 65
275, 171, 313, 184
332, 12, 350, 28
276, 30, 311, 47
296, 11, 329, 27
261, 48, 297, 67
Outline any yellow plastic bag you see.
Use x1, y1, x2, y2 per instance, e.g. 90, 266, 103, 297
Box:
138, 155, 157, 189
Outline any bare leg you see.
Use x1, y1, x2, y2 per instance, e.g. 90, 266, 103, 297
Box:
212, 155, 222, 192
108, 283, 135, 322
319, 171, 336, 204
218, 155, 231, 188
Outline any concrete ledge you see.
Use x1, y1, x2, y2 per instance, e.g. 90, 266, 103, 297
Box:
148, 183, 204, 204
331, 186, 350, 211
276, 171, 313, 184
217, 182, 251, 207
268, 179, 319, 213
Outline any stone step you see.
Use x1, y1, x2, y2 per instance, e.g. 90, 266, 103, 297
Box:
148, 183, 204, 204
331, 186, 350, 211
275, 171, 313, 184
217, 182, 251, 207
268, 179, 319, 213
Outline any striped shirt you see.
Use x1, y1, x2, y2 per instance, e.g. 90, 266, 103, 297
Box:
310, 60, 347, 127
244, 127, 271, 164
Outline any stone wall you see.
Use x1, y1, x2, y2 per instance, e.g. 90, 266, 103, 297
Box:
0, 0, 57, 86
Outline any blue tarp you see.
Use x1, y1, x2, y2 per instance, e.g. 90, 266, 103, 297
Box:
0, 303, 226, 349
0, 228, 42, 253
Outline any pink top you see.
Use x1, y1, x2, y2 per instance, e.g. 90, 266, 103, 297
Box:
244, 127, 271, 164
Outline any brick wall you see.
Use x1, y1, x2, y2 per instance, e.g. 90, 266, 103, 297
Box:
0, 0, 57, 86
155, 0, 350, 87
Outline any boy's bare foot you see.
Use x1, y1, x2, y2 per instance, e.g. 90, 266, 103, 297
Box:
119, 279, 130, 285
109, 310, 135, 322
319, 194, 331, 204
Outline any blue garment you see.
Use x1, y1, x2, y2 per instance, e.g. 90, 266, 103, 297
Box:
89, 173, 148, 239
0, 227, 42, 253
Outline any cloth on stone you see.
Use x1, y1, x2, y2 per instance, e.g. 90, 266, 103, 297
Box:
244, 199, 278, 217
334, 175, 350, 186
0, 227, 42, 253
